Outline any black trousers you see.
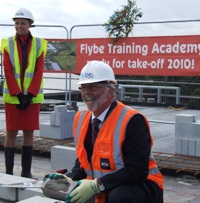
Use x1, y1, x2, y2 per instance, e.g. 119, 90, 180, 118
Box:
106, 181, 163, 203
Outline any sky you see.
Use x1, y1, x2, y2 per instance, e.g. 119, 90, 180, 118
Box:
0, 0, 200, 41
1, 0, 200, 29
0, 1, 200, 77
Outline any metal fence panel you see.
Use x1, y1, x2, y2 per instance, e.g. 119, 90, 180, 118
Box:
70, 20, 200, 38
1, 21, 200, 122
70, 20, 200, 122
0, 24, 68, 40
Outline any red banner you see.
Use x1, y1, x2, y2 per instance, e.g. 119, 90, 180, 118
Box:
46, 35, 200, 76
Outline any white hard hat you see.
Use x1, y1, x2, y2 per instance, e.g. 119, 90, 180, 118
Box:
12, 8, 34, 24
78, 60, 117, 85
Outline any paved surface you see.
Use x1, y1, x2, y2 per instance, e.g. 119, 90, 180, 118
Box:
0, 104, 199, 203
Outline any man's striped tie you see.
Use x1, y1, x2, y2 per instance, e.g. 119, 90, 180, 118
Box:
92, 118, 101, 147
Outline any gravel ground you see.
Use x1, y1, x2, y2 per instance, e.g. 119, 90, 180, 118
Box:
0, 151, 199, 203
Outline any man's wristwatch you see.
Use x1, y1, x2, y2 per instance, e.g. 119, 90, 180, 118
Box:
97, 178, 105, 192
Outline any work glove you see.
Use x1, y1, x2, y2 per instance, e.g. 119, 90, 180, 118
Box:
16, 92, 33, 110
16, 93, 27, 110
16, 92, 25, 108
24, 92, 34, 103
22, 93, 34, 109
66, 179, 100, 203
49, 173, 72, 180
43, 169, 70, 182
16, 93, 24, 104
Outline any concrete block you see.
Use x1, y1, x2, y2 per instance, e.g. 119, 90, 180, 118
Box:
17, 196, 65, 202
181, 139, 189, 155
61, 125, 73, 139
50, 111, 59, 126
50, 110, 75, 127
49, 112, 54, 126
54, 105, 68, 113
60, 111, 75, 126
175, 114, 196, 123
147, 98, 155, 103
188, 140, 196, 156
0, 173, 42, 202
196, 140, 200, 156
0, 186, 17, 202
51, 145, 76, 172
175, 123, 192, 138
191, 122, 200, 140
40, 122, 62, 139
40, 123, 73, 139
175, 138, 182, 154
41, 110, 75, 139
18, 188, 43, 202
175, 114, 200, 156
0, 173, 25, 201
175, 122, 200, 139
40, 111, 75, 139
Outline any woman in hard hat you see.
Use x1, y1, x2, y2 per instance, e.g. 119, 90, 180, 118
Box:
1, 8, 47, 179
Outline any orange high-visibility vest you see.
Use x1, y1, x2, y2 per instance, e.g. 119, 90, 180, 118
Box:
73, 101, 164, 203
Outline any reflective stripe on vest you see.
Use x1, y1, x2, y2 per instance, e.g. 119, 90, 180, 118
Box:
8, 38, 15, 74
75, 111, 85, 147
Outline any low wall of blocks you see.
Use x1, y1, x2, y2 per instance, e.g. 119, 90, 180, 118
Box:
175, 114, 200, 156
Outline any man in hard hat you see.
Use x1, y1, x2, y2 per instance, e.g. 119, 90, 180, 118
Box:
48, 60, 164, 203
1, 8, 47, 179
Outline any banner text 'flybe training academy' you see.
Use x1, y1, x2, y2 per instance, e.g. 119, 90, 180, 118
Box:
46, 35, 200, 76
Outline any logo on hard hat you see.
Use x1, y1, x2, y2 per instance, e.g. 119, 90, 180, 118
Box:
16, 12, 24, 16
80, 72, 94, 79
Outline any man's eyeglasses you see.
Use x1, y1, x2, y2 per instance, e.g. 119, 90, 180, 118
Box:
78, 84, 106, 92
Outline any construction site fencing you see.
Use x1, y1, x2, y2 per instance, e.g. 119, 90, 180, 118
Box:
69, 19, 200, 38
0, 24, 68, 39
1, 21, 200, 123
70, 20, 200, 122
0, 23, 69, 78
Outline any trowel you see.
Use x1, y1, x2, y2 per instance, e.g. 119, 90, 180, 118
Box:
0, 169, 78, 201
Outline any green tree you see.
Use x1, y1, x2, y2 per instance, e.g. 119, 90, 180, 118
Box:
105, 0, 143, 45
